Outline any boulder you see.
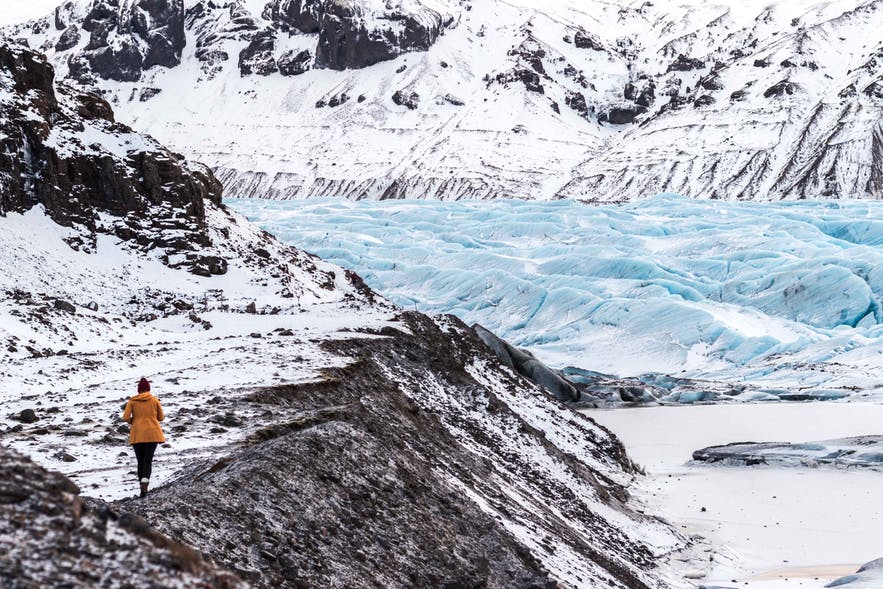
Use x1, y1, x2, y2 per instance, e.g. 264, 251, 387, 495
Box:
392, 90, 419, 110
472, 324, 581, 402
238, 30, 277, 76
18, 409, 38, 424
277, 49, 311, 76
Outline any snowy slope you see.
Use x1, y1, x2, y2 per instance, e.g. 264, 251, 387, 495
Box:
231, 196, 883, 399
9, 0, 883, 201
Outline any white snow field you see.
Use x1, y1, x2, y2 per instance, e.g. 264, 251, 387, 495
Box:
590, 403, 883, 588
229, 195, 883, 397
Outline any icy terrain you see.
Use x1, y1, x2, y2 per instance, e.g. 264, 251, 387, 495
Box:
591, 403, 883, 588
9, 0, 883, 201
230, 195, 883, 398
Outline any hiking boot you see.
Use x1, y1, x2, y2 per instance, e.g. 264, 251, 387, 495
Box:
140, 478, 149, 498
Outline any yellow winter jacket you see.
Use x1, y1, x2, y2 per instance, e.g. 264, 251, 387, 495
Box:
122, 392, 166, 445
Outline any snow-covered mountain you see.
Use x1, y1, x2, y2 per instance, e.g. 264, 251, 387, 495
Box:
0, 39, 692, 588
6, 0, 883, 201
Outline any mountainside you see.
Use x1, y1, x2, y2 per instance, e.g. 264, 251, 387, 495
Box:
6, 0, 883, 201
0, 40, 690, 588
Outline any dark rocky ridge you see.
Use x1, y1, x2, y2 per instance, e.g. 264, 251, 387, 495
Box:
121, 313, 669, 588
0, 444, 247, 588
21, 0, 456, 82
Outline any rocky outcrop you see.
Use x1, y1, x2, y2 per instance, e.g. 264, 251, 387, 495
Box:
64, 0, 186, 82
264, 0, 456, 70
238, 29, 277, 75
392, 89, 419, 109
277, 48, 311, 76
0, 42, 223, 271
0, 444, 246, 588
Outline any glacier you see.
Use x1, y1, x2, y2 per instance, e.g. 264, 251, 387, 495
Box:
229, 195, 883, 397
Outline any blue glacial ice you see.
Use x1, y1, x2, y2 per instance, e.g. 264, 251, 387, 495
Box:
228, 195, 883, 396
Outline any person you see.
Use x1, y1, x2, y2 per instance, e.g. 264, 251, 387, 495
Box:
122, 377, 165, 498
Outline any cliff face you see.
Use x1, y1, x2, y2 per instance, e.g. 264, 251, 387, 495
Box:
0, 41, 221, 266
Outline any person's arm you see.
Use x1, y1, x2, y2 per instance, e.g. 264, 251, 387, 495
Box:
156, 399, 165, 422
122, 401, 133, 424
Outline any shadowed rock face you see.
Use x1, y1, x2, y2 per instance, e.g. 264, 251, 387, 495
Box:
264, 0, 455, 69
65, 0, 186, 82
120, 313, 669, 589
0, 444, 247, 588
0, 42, 222, 263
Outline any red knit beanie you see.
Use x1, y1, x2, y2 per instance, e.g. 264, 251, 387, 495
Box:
138, 377, 150, 393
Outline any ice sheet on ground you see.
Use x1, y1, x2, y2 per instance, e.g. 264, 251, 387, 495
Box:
693, 435, 883, 469
229, 195, 883, 399
589, 403, 883, 588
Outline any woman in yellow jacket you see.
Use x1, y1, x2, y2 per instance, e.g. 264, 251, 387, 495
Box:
122, 377, 165, 497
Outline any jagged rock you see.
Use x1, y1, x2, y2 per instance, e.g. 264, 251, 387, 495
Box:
0, 42, 223, 266
573, 29, 603, 51
189, 256, 228, 277
73, 91, 115, 121
624, 82, 637, 100
667, 53, 704, 72
239, 30, 277, 76
327, 92, 349, 107
753, 57, 771, 67
694, 94, 716, 107
730, 89, 747, 101
625, 80, 655, 107
54, 25, 80, 52
565, 89, 588, 117
698, 72, 724, 91
441, 93, 464, 106
392, 89, 420, 110
65, 0, 186, 82
0, 444, 246, 587
839, 83, 857, 98
264, 0, 455, 70
495, 68, 543, 93
764, 80, 797, 98
277, 49, 311, 76
864, 79, 883, 99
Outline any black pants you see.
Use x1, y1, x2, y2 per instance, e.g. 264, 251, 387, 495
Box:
133, 442, 158, 481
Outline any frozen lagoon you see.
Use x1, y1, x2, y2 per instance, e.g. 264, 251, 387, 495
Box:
229, 195, 883, 397
590, 403, 883, 588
